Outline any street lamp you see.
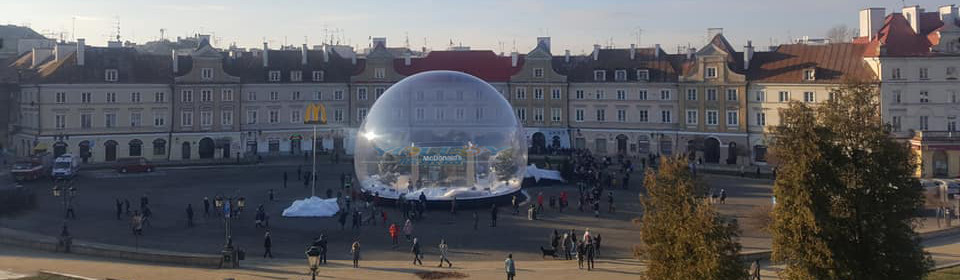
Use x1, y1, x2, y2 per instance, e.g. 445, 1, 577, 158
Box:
52, 182, 77, 219
306, 245, 321, 280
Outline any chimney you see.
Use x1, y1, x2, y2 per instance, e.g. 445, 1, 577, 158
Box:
31, 48, 52, 67
404, 53, 411, 66
903, 6, 923, 34
537, 37, 551, 53
262, 42, 269, 67
592, 44, 600, 61
629, 44, 636, 60
940, 5, 958, 27
301, 44, 308, 65
172, 49, 178, 73
53, 43, 61, 61
744, 41, 754, 70
859, 8, 886, 39
564, 50, 570, 63
321, 45, 330, 62
511, 52, 519, 67
654, 44, 662, 60
686, 48, 696, 60
76, 38, 85, 66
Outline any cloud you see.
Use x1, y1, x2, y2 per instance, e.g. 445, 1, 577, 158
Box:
152, 4, 227, 12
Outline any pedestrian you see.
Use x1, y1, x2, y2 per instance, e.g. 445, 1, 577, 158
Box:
607, 191, 615, 213
594, 234, 602, 258
750, 259, 761, 280
141, 206, 152, 227
719, 189, 727, 204
131, 210, 143, 236
403, 219, 414, 241
255, 205, 266, 228
490, 204, 498, 227
511, 195, 519, 215
352, 210, 361, 230
140, 193, 149, 209
263, 230, 273, 258
739, 165, 745, 177
472, 211, 479, 230
411, 238, 423, 266
214, 196, 223, 217
297, 165, 302, 181
203, 196, 210, 217
340, 172, 346, 188
592, 200, 600, 218
236, 197, 246, 218
586, 241, 595, 270
560, 232, 569, 260
186, 204, 194, 227
115, 198, 123, 220
450, 196, 457, 215
550, 230, 559, 250
283, 171, 288, 188
268, 189, 275, 201
381, 209, 388, 225
438, 239, 452, 267
576, 241, 585, 269
318, 234, 328, 264
351, 239, 361, 268
389, 223, 399, 249
338, 211, 348, 230
537, 192, 544, 211
504, 254, 516, 280
124, 199, 130, 215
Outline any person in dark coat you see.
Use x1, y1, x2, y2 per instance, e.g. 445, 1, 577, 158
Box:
490, 204, 498, 227
585, 242, 595, 270
140, 194, 149, 209
318, 234, 328, 264
411, 238, 423, 266
594, 234, 602, 258
115, 198, 123, 220
263, 231, 273, 258
186, 204, 194, 227
203, 197, 210, 217
338, 211, 348, 230
550, 230, 559, 250
124, 199, 130, 215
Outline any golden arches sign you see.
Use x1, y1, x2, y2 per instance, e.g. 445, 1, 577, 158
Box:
304, 103, 327, 124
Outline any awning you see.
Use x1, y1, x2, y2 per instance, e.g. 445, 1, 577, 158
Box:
33, 143, 48, 151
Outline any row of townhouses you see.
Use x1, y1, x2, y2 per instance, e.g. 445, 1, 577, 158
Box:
1, 5, 959, 178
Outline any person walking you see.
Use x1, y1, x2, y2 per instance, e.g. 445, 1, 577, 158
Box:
318, 234, 328, 264
592, 200, 600, 218
338, 211, 348, 230
750, 259, 761, 280
438, 239, 452, 267
351, 239, 361, 268
504, 254, 516, 280
585, 241, 595, 271
594, 234, 602, 258
297, 165, 302, 181
115, 198, 123, 220
352, 210, 361, 230
607, 191, 615, 213
537, 192, 544, 211
411, 238, 423, 266
472, 211, 479, 230
140, 193, 149, 210
450, 196, 457, 215
203, 197, 210, 217
263, 230, 273, 258
719, 189, 727, 204
124, 199, 131, 215
576, 240, 585, 269
186, 204, 194, 227
490, 204, 498, 227
389, 223, 399, 249
511, 195, 519, 215
131, 211, 143, 236
403, 219, 414, 241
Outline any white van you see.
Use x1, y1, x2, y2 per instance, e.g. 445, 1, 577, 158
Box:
52, 154, 80, 179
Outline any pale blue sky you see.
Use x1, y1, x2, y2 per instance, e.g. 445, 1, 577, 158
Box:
2, 0, 956, 54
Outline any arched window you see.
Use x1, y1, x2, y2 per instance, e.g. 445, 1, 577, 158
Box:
153, 139, 167, 156
129, 139, 143, 157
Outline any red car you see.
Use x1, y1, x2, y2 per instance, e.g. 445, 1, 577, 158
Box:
115, 157, 155, 173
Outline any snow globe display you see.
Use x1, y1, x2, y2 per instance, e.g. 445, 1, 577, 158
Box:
354, 71, 526, 200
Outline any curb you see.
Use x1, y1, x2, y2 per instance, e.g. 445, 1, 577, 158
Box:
38, 270, 99, 280
934, 261, 960, 271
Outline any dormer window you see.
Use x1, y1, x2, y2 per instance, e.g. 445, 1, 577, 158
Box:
637, 69, 650, 81
892, 68, 902, 80
705, 67, 718, 79
593, 70, 606, 81
533, 68, 544, 78
312, 71, 324, 81
105, 69, 119, 82
268, 71, 281, 82
201, 68, 213, 80
803, 69, 816, 81
614, 70, 627, 81
374, 68, 386, 79
291, 70, 302, 82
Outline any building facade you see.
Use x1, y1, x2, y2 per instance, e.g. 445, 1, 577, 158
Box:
508, 38, 569, 153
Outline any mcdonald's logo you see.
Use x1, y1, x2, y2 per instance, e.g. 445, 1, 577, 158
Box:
304, 103, 327, 124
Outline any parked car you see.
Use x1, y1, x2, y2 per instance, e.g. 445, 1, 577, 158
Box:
115, 157, 155, 173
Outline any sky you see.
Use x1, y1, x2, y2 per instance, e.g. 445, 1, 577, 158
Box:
1, 0, 957, 54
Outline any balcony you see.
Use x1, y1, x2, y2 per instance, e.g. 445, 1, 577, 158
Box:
913, 131, 960, 142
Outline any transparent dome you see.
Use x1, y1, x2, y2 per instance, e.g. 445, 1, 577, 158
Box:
354, 71, 526, 200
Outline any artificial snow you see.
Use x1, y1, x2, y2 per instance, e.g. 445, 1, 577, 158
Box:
524, 164, 564, 182
282, 196, 340, 217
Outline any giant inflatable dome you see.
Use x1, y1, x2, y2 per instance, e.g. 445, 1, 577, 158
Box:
354, 71, 526, 200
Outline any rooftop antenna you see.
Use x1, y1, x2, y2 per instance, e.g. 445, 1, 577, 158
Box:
512, 38, 516, 52
114, 16, 121, 42
71, 16, 76, 41
404, 32, 410, 49
636, 27, 643, 47
160, 28, 165, 41
498, 40, 504, 54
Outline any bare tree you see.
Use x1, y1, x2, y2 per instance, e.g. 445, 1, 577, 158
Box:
826, 24, 854, 43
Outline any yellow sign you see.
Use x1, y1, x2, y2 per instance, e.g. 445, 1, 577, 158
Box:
304, 103, 327, 124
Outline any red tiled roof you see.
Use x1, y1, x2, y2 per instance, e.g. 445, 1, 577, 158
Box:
861, 12, 944, 57
748, 43, 876, 83
394, 50, 522, 82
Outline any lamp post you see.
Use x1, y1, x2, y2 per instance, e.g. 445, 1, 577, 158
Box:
52, 181, 77, 218
306, 245, 321, 280
304, 103, 327, 197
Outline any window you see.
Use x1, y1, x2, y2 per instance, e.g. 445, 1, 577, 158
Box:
247, 91, 257, 101
638, 110, 649, 122
534, 88, 544, 100
893, 90, 901, 103
292, 91, 301, 101
638, 90, 648, 100
81, 114, 92, 129
687, 89, 697, 101
105, 113, 117, 128
593, 70, 606, 81
181, 89, 193, 102
705, 67, 717, 78
534, 108, 544, 122
374, 68, 386, 79
416, 108, 425, 121
106, 92, 117, 103
312, 71, 324, 81
516, 108, 527, 121
706, 110, 718, 125
82, 92, 92, 103
660, 89, 671, 100
920, 91, 929, 103
222, 89, 234, 101
180, 111, 192, 126
358, 108, 368, 122
334, 109, 344, 123
575, 90, 584, 99
153, 113, 165, 127
416, 91, 425, 101
803, 69, 816, 81
756, 112, 766, 126
334, 90, 344, 100
953, 91, 958, 103
920, 115, 929, 130
707, 89, 717, 101
55, 114, 65, 129
515, 88, 526, 100
246, 110, 257, 124
575, 109, 585, 122
595, 90, 604, 100
616, 90, 627, 100
153, 139, 166, 156
551, 88, 561, 100
726, 110, 739, 126
615, 70, 627, 81
200, 111, 212, 126
551, 108, 561, 122
55, 92, 66, 103
375, 87, 386, 99
315, 91, 322, 100
201, 68, 213, 80
268, 71, 281, 81
268, 110, 279, 123
456, 108, 465, 120
533, 68, 544, 77
596, 109, 606, 122
726, 89, 738, 101
617, 109, 627, 122
200, 89, 213, 102
637, 69, 649, 81
779, 91, 789, 102
129, 140, 142, 157
290, 71, 302, 82
130, 112, 141, 127
686, 110, 698, 124
949, 117, 957, 132
661, 110, 672, 123
222, 111, 233, 126
754, 91, 765, 102
270, 91, 279, 101
804, 92, 815, 103
948, 67, 957, 79
357, 88, 370, 100
131, 92, 141, 103
105, 69, 118, 82
919, 68, 929, 80
892, 68, 901, 79
475, 107, 485, 120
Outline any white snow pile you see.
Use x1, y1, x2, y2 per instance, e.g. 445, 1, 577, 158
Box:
525, 164, 564, 182
282, 196, 340, 217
